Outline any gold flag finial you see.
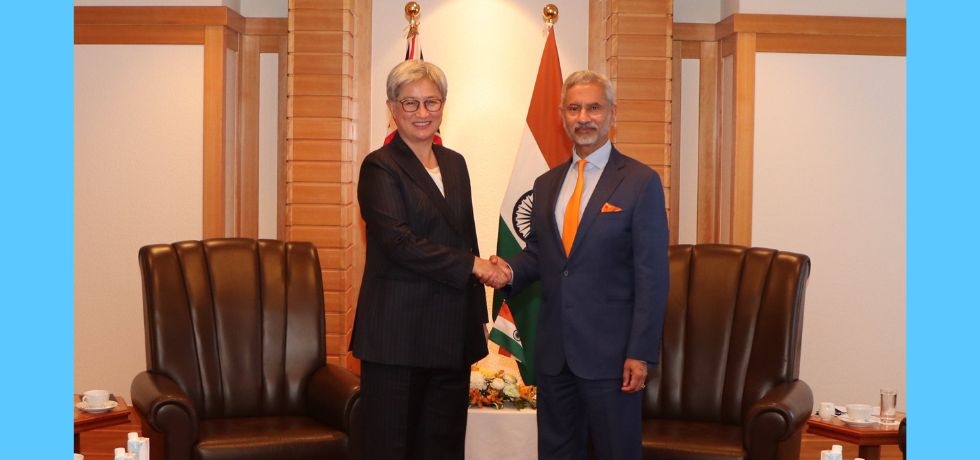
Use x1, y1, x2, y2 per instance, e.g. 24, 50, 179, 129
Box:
543, 4, 559, 25
405, 2, 421, 19
405, 2, 421, 38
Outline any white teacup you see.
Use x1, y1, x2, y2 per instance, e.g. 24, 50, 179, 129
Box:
845, 403, 873, 422
82, 389, 110, 408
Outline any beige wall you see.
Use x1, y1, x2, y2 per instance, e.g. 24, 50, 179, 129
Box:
675, 1, 907, 411
752, 53, 906, 410
74, 44, 205, 397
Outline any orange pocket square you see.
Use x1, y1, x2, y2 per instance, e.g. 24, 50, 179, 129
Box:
601, 202, 622, 213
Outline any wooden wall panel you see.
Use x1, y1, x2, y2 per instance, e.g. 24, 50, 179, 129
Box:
287, 0, 367, 369
595, 0, 676, 242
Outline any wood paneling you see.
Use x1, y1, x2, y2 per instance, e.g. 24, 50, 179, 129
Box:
676, 14, 905, 57
595, 0, 675, 242
609, 0, 671, 14
290, 95, 351, 118
202, 24, 228, 238
237, 34, 261, 238
74, 25, 204, 44
669, 40, 682, 244
696, 41, 720, 243
288, 139, 354, 161
74, 6, 243, 29
287, 161, 352, 183
616, 100, 670, 122
286, 0, 366, 369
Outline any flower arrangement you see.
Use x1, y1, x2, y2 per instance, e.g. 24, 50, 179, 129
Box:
468, 366, 537, 410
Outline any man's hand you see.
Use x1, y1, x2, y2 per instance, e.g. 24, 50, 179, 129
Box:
473, 256, 511, 288
621, 358, 648, 393
485, 255, 514, 289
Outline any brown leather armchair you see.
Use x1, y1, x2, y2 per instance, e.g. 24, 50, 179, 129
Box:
642, 244, 813, 460
131, 239, 360, 460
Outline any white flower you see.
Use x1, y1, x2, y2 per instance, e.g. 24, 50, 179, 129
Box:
470, 371, 488, 390
490, 377, 507, 390
502, 374, 518, 384
503, 384, 520, 399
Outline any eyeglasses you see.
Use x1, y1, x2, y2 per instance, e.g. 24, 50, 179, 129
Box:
563, 103, 606, 116
397, 98, 444, 113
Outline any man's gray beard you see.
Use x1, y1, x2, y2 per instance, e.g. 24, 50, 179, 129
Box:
572, 132, 598, 147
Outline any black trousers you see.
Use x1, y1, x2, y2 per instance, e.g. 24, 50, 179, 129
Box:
358, 360, 470, 460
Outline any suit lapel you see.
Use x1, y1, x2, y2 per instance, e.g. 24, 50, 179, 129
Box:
435, 147, 462, 220
570, 149, 626, 255
540, 159, 571, 258
388, 134, 463, 236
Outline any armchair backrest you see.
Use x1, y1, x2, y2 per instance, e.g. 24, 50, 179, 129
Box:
644, 244, 810, 424
138, 238, 326, 419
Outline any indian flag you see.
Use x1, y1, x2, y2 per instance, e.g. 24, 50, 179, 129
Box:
488, 26, 572, 385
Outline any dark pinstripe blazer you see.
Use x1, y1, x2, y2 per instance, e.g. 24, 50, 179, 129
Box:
351, 133, 489, 370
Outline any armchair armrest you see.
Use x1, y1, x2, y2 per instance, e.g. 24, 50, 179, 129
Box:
744, 379, 813, 453
306, 363, 361, 432
131, 371, 199, 459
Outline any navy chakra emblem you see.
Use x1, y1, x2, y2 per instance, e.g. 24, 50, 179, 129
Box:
511, 190, 534, 242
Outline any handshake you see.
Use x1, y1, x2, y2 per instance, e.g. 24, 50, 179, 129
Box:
473, 255, 513, 289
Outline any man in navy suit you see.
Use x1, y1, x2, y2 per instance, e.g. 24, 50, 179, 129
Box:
494, 70, 669, 460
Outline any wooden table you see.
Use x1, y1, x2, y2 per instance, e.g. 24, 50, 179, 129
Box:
806, 412, 905, 460
74, 394, 132, 453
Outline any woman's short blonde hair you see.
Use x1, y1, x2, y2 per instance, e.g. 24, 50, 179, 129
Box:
386, 60, 448, 101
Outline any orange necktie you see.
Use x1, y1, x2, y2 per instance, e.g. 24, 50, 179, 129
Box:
562, 160, 586, 255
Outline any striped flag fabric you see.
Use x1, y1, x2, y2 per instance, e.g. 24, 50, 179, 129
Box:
488, 26, 572, 385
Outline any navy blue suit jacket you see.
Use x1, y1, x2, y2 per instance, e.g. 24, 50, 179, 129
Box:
507, 146, 669, 379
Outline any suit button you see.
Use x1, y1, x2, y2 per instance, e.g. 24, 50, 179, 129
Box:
562, 270, 569, 277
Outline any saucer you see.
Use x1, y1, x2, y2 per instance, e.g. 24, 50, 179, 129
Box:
76, 400, 118, 414
838, 415, 879, 427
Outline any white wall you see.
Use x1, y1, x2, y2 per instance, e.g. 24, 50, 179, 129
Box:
258, 53, 280, 238
74, 44, 204, 397
74, 0, 285, 399
753, 53, 906, 410
675, 2, 907, 412
677, 59, 701, 244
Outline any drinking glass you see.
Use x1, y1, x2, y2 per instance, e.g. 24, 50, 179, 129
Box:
879, 388, 897, 423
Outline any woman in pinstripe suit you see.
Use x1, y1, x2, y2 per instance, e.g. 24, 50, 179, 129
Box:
351, 60, 507, 460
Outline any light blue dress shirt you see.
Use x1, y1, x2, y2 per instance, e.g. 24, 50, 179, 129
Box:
554, 141, 612, 240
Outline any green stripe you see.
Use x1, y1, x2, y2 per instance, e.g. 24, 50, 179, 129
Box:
491, 217, 541, 385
